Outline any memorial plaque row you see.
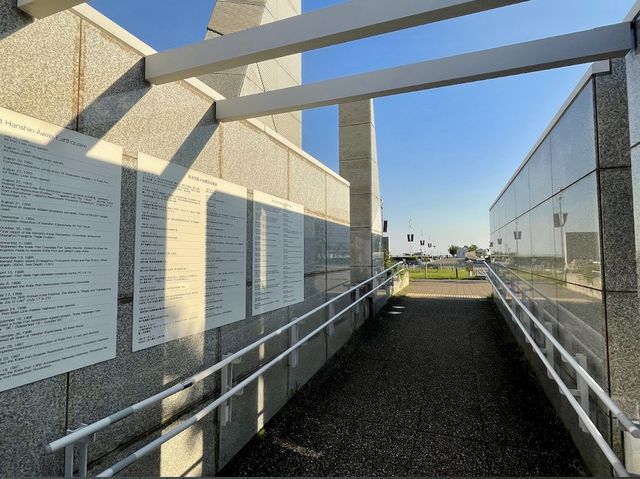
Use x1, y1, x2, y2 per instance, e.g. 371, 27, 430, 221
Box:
0, 107, 305, 392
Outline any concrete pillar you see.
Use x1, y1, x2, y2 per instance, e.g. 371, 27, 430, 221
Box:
622, 13, 640, 471
339, 100, 384, 285
628, 16, 640, 303
199, 0, 302, 146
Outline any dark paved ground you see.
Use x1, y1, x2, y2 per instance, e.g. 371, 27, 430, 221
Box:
219, 282, 587, 477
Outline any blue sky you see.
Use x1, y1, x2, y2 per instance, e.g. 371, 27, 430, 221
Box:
90, 0, 635, 255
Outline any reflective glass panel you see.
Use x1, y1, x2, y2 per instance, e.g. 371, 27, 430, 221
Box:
550, 82, 597, 192
554, 280, 606, 388
529, 198, 556, 278
528, 137, 553, 207
504, 184, 516, 225
514, 164, 530, 217
552, 173, 601, 290
514, 212, 531, 272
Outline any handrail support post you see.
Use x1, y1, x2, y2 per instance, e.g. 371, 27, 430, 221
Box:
327, 303, 336, 337
544, 321, 555, 379
63, 424, 91, 478
219, 355, 241, 426
64, 442, 73, 478
290, 323, 300, 367
569, 353, 590, 433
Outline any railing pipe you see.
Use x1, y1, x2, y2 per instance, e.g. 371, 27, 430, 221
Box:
486, 272, 629, 477
494, 263, 601, 338
485, 262, 640, 439
96, 269, 402, 477
45, 262, 404, 454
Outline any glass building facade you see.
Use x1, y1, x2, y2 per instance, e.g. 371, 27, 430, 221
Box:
490, 80, 605, 385
489, 59, 639, 474
490, 81, 606, 376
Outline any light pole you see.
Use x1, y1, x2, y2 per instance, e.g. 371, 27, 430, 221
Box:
407, 218, 413, 256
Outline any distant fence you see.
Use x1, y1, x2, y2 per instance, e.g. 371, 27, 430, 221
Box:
406, 262, 488, 280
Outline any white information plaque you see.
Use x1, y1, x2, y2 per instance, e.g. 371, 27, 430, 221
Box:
0, 106, 122, 392
252, 190, 304, 315
133, 154, 247, 351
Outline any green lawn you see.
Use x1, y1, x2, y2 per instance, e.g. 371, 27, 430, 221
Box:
408, 267, 473, 280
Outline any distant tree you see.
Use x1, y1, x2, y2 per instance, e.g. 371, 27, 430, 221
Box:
448, 245, 458, 256
384, 250, 394, 269
468, 244, 478, 252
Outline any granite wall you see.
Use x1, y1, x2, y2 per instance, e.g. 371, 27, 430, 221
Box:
490, 59, 639, 476
0, 2, 362, 476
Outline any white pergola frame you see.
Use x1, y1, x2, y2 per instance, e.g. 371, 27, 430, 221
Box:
17, 0, 86, 18
215, 23, 634, 122
145, 0, 528, 85
17, 0, 636, 127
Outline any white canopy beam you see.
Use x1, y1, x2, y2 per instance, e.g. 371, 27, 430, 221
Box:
215, 23, 634, 122
145, 0, 529, 85
18, 0, 86, 18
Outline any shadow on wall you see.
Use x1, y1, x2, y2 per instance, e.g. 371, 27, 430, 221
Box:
0, 7, 222, 475
0, 6, 34, 40
0, 115, 236, 477
70, 46, 221, 476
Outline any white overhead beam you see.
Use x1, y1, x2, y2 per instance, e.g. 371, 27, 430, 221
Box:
145, 0, 529, 85
18, 0, 87, 18
215, 23, 634, 122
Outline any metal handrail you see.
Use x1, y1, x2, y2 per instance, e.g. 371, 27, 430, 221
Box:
495, 264, 604, 365
96, 267, 405, 477
45, 263, 406, 466
493, 263, 602, 338
485, 262, 639, 477
486, 262, 639, 436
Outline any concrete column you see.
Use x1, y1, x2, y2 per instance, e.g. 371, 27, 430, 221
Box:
339, 100, 384, 285
628, 17, 640, 302
621, 14, 640, 470
199, 0, 302, 146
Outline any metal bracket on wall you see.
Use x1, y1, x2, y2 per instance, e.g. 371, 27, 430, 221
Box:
327, 303, 336, 337
290, 322, 300, 367
219, 355, 243, 427
64, 424, 90, 478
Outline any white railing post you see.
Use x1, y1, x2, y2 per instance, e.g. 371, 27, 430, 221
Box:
289, 325, 300, 368
543, 321, 555, 379
64, 441, 73, 478
78, 434, 89, 479
569, 353, 591, 433
63, 424, 90, 478
219, 355, 242, 427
